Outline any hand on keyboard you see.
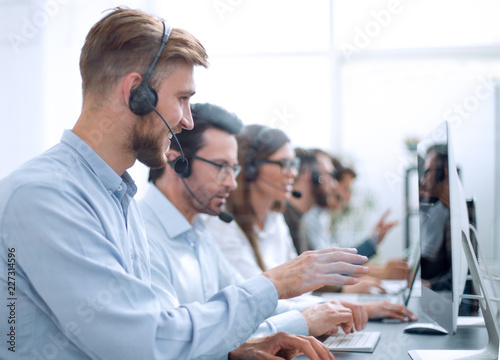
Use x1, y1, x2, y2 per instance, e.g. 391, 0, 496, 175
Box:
301, 302, 355, 337
363, 301, 418, 322
334, 301, 369, 331
323, 331, 381, 353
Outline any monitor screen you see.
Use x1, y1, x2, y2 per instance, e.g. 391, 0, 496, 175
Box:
417, 120, 469, 334
419, 142, 452, 292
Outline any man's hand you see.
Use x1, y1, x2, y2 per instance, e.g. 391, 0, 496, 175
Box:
372, 210, 399, 245
228, 332, 334, 360
364, 301, 418, 322
335, 301, 369, 331
341, 276, 386, 294
368, 259, 409, 280
262, 248, 369, 299
301, 303, 354, 337
383, 259, 410, 280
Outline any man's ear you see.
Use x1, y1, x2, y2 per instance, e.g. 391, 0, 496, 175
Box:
166, 150, 181, 164
123, 72, 143, 107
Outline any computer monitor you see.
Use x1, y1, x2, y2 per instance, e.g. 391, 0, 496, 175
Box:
416, 120, 469, 335
402, 241, 420, 307
409, 120, 499, 359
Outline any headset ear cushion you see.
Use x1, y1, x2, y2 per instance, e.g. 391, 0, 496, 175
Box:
129, 85, 158, 116
435, 167, 445, 183
244, 163, 258, 181
174, 157, 191, 178
311, 170, 321, 184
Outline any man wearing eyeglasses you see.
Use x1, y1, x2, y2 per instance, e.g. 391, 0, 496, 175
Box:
140, 103, 363, 341
140, 103, 244, 308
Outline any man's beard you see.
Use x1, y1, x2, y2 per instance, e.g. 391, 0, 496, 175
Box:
129, 118, 169, 169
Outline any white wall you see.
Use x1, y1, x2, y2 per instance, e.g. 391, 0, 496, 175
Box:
1, 0, 499, 262
0, 1, 47, 177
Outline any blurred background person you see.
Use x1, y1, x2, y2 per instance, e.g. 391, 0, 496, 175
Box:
142, 104, 359, 338
419, 144, 452, 291
204, 126, 417, 322
293, 150, 409, 280
204, 124, 300, 278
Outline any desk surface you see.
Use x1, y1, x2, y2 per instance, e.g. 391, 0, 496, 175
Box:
295, 296, 488, 359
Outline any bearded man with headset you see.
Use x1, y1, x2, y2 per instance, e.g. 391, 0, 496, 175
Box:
0, 7, 369, 360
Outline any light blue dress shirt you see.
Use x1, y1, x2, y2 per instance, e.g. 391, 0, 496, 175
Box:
139, 184, 309, 338
0, 130, 278, 360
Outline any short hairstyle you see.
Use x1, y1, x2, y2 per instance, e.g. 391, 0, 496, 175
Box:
148, 103, 243, 183
296, 148, 334, 208
330, 156, 357, 182
426, 144, 448, 183
80, 7, 208, 99
294, 147, 317, 175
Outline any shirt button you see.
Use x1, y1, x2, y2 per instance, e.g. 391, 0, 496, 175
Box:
108, 190, 112, 195
117, 185, 123, 191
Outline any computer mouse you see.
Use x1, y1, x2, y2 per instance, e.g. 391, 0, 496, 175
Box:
403, 323, 448, 335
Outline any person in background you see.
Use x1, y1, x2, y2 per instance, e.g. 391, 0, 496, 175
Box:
204, 126, 417, 324
285, 148, 339, 255
141, 103, 358, 339
302, 153, 397, 257
284, 148, 418, 321
419, 144, 452, 291
285, 148, 383, 293
332, 157, 410, 280
300, 152, 409, 280
0, 8, 367, 359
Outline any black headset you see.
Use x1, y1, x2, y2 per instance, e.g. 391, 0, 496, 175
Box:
169, 157, 192, 178
435, 159, 446, 183
431, 150, 447, 184
128, 21, 189, 177
129, 22, 172, 116
300, 149, 321, 185
243, 126, 273, 181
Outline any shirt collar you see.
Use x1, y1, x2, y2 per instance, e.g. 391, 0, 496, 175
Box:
61, 130, 137, 198
142, 183, 192, 239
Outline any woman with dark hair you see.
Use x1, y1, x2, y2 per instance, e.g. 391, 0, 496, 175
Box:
204, 124, 301, 278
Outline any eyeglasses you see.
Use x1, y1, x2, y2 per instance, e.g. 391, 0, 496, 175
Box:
192, 155, 241, 181
317, 172, 337, 188
256, 157, 301, 175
